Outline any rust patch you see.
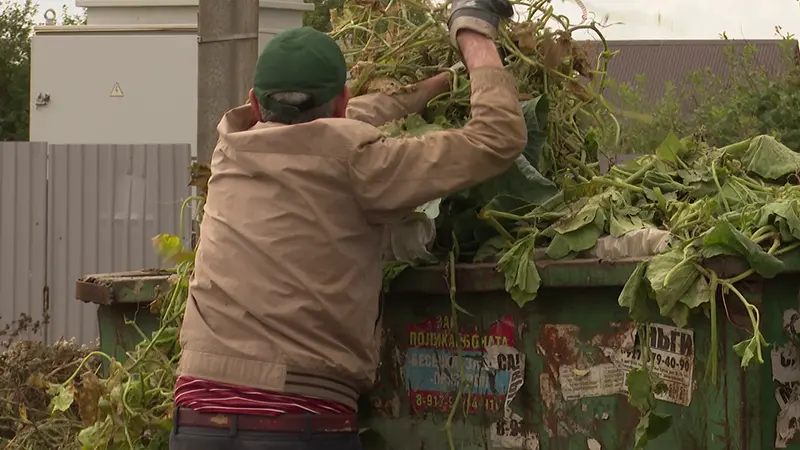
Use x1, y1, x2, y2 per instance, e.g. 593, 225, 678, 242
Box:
539, 324, 581, 368
538, 322, 642, 440
538, 324, 581, 438
590, 322, 636, 350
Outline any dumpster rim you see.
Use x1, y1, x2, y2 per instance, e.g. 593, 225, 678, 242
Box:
73, 250, 800, 301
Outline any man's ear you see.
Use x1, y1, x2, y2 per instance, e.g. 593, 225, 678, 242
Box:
333, 85, 351, 118
248, 88, 262, 122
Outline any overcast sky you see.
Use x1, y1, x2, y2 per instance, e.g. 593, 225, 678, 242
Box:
25, 0, 800, 40
560, 0, 800, 40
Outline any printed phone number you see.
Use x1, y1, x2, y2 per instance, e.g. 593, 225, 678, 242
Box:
621, 349, 692, 373
410, 391, 503, 414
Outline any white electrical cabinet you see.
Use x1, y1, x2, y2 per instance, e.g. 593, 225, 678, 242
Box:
29, 0, 312, 154
30, 30, 199, 151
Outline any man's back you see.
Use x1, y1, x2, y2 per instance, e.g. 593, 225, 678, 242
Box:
180, 115, 389, 408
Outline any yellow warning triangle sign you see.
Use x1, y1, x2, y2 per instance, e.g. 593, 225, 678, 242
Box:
110, 82, 124, 97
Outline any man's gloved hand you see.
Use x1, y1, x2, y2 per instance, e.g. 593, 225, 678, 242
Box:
382, 199, 441, 265
448, 0, 515, 48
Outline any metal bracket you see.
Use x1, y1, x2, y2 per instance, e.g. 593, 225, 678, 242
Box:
35, 92, 51, 107
197, 32, 259, 44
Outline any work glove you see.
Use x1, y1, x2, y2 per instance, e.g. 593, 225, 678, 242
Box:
382, 199, 441, 265
447, 0, 515, 48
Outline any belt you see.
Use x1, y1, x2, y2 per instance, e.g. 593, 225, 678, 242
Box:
175, 408, 358, 433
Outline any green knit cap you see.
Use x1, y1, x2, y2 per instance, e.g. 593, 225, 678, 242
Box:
253, 27, 347, 119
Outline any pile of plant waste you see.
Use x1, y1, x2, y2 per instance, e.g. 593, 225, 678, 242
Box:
8, 0, 800, 448
332, 0, 617, 256
0, 338, 99, 448
4, 211, 200, 449
483, 132, 800, 446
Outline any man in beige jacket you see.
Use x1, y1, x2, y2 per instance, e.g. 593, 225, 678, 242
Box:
170, 0, 526, 447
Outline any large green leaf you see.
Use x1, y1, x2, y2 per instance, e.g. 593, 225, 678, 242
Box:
634, 411, 673, 449
618, 261, 650, 322
546, 224, 603, 260
655, 132, 688, 164
470, 96, 556, 207
520, 95, 549, 167
680, 274, 710, 309
702, 221, 784, 278
627, 368, 672, 448
739, 135, 800, 179
733, 332, 767, 367
474, 156, 558, 206
757, 201, 800, 241
626, 368, 655, 413
552, 197, 606, 234
645, 249, 703, 326
496, 234, 541, 307
47, 383, 75, 413
610, 213, 645, 237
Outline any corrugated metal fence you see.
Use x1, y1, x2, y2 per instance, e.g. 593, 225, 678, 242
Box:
0, 142, 191, 345
0, 143, 48, 342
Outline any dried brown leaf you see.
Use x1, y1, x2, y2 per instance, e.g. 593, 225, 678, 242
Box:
364, 77, 403, 95
189, 162, 211, 194
572, 41, 593, 79
76, 372, 102, 427
511, 22, 538, 52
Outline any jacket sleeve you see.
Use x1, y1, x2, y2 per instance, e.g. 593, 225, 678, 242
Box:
347, 67, 527, 224
345, 87, 431, 127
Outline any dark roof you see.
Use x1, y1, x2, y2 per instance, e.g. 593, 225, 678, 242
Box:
583, 39, 800, 104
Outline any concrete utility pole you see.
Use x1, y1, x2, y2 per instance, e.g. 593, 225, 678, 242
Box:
196, 0, 260, 165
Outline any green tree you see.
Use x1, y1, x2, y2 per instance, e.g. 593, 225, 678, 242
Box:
303, 0, 344, 32
0, 0, 36, 141
58, 4, 87, 25
0, 1, 86, 141
607, 39, 800, 154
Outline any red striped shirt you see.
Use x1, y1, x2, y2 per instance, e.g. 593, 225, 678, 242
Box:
174, 376, 354, 416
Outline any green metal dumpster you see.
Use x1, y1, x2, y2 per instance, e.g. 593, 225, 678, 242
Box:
75, 257, 800, 449
76, 270, 171, 374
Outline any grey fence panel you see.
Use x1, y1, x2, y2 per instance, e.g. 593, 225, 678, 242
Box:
47, 144, 192, 345
0, 142, 48, 342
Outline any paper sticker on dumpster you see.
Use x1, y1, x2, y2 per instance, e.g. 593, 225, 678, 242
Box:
485, 345, 539, 449
558, 323, 694, 406
403, 315, 516, 413
773, 308, 800, 448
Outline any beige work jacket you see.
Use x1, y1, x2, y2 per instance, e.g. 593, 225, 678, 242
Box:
177, 67, 527, 411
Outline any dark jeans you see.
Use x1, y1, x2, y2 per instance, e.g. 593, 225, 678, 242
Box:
169, 415, 362, 450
